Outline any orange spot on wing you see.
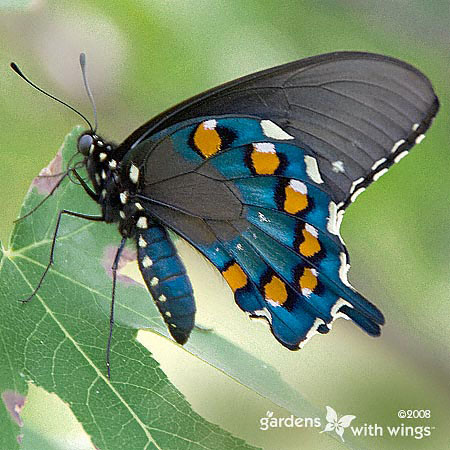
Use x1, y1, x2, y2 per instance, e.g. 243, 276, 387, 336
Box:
299, 268, 318, 293
193, 122, 221, 158
222, 263, 247, 292
299, 229, 321, 257
284, 184, 308, 214
264, 275, 288, 305
251, 147, 280, 174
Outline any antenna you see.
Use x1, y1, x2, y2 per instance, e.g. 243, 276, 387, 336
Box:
79, 53, 98, 132
10, 61, 94, 131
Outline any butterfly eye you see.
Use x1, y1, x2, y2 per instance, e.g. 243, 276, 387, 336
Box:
78, 133, 94, 156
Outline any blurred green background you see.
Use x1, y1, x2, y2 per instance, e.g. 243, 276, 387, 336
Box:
1, 1, 449, 449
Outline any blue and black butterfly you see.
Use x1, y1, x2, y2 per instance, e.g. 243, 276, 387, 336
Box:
15, 52, 439, 376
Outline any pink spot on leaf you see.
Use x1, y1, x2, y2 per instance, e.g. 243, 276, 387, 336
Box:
2, 390, 26, 427
102, 245, 138, 285
32, 150, 63, 195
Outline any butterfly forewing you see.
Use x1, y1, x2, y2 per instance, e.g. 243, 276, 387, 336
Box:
122, 52, 438, 210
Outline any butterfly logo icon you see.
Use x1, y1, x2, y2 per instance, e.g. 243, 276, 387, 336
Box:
320, 406, 356, 442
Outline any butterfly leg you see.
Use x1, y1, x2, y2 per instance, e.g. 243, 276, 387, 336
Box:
21, 209, 104, 303
14, 169, 98, 223
106, 236, 127, 379
71, 168, 99, 202
14, 172, 71, 222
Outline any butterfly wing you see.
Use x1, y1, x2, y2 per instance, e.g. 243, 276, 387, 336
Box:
124, 116, 383, 349
118, 53, 438, 348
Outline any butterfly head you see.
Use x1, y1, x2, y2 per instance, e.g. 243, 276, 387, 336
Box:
78, 132, 114, 179
77, 131, 115, 161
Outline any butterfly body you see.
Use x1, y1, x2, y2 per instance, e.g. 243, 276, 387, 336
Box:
63, 52, 440, 355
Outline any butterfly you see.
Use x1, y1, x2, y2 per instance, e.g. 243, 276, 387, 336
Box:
15, 52, 439, 377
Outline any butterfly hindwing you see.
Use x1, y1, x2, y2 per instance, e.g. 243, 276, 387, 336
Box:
125, 116, 386, 348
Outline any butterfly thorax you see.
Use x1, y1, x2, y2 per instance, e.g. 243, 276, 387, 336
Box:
78, 132, 150, 237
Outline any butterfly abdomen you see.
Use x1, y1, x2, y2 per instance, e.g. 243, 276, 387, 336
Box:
136, 222, 196, 344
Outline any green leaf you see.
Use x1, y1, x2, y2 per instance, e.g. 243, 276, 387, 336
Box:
0, 128, 258, 450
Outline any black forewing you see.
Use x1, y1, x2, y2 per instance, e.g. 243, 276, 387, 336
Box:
119, 51, 439, 208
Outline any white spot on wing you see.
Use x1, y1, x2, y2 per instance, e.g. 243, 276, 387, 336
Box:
304, 223, 318, 237
260, 120, 294, 140
331, 298, 353, 320
327, 202, 337, 234
373, 168, 388, 181
332, 160, 345, 173
251, 307, 272, 324
99, 152, 107, 162
371, 157, 386, 171
304, 155, 324, 184
253, 142, 276, 153
138, 236, 147, 248
350, 177, 364, 194
391, 139, 405, 153
415, 134, 426, 144
159, 295, 167, 302
109, 159, 117, 170
315, 298, 353, 334
142, 256, 153, 268
236, 243, 244, 251
298, 318, 326, 349
327, 201, 344, 240
338, 252, 351, 287
120, 192, 128, 204
119, 211, 125, 219
289, 179, 307, 194
394, 150, 409, 164
266, 299, 281, 308
350, 187, 365, 203
129, 164, 140, 183
203, 119, 217, 130
136, 216, 148, 229
150, 277, 159, 286
412, 123, 419, 131
258, 212, 269, 223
